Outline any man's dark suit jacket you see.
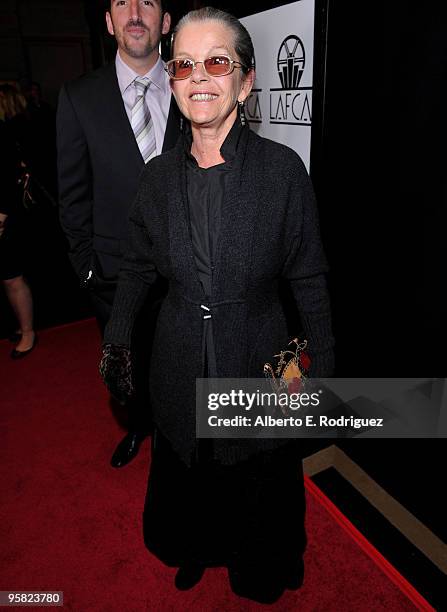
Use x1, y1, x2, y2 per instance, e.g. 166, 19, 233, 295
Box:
56, 62, 181, 294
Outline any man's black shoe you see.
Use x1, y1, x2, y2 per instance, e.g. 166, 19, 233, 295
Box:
110, 432, 146, 468
174, 565, 205, 591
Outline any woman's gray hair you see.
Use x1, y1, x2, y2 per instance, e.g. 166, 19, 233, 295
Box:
172, 7, 255, 74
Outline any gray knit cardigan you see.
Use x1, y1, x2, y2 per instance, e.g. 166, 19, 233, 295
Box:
104, 125, 334, 465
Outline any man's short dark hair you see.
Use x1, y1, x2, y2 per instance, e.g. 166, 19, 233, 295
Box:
105, 0, 169, 14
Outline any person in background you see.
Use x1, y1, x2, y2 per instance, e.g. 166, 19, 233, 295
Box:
100, 7, 334, 605
24, 81, 57, 201
0, 86, 37, 358
56, 0, 181, 468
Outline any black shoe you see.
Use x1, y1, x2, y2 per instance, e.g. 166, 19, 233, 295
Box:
228, 566, 286, 604
11, 334, 37, 359
285, 558, 304, 590
174, 565, 205, 591
110, 432, 146, 468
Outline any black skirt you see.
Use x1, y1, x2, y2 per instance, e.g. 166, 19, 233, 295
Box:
143, 430, 307, 571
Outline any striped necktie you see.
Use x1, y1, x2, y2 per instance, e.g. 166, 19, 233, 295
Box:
131, 77, 156, 164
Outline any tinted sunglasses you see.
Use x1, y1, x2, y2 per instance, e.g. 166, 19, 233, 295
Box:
165, 55, 245, 80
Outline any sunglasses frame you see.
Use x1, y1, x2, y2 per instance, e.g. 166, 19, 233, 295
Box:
165, 55, 245, 80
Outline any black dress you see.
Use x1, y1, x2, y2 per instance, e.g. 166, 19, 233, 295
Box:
142, 119, 307, 576
0, 120, 25, 281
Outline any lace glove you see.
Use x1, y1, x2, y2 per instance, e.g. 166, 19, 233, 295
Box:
99, 344, 134, 405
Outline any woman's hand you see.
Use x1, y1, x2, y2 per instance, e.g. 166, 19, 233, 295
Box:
99, 344, 134, 405
0, 213, 8, 238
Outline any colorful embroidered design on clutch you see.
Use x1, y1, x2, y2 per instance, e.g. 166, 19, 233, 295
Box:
264, 338, 311, 400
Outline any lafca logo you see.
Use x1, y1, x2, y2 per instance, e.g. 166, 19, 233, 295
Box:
271, 35, 312, 126
277, 35, 305, 88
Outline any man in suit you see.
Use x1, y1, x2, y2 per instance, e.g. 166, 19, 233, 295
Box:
57, 0, 180, 467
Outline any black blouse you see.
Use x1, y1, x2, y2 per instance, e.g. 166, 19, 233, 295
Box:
185, 117, 244, 298
184, 117, 244, 378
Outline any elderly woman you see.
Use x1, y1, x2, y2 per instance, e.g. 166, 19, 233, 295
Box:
101, 6, 334, 604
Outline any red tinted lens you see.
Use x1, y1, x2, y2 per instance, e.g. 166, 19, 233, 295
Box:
171, 59, 194, 78
204, 56, 231, 76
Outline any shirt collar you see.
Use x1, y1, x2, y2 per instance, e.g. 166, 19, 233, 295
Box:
115, 52, 168, 95
220, 116, 244, 161
184, 115, 245, 165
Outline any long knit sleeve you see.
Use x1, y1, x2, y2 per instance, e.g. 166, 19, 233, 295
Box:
282, 159, 335, 377
103, 182, 158, 347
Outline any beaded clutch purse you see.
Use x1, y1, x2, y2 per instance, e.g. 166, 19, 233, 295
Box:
263, 338, 311, 397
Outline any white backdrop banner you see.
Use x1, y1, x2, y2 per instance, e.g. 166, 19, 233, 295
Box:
241, 0, 315, 171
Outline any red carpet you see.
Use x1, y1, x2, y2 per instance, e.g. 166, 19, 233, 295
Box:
0, 319, 433, 610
